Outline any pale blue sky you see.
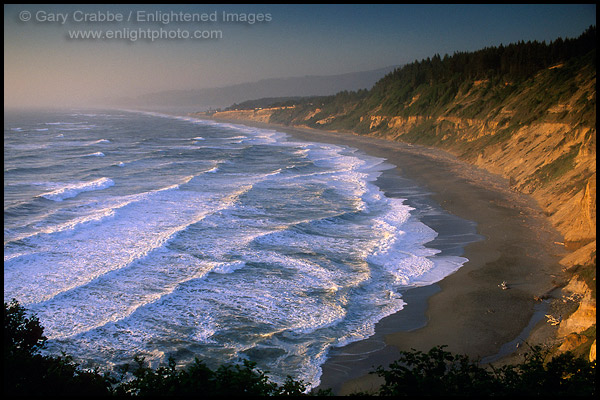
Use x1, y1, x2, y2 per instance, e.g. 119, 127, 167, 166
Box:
4, 4, 596, 108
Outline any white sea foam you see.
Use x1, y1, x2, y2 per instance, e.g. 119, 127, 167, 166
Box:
83, 151, 105, 157
210, 261, 247, 274
39, 177, 114, 201
10, 176, 205, 245
5, 207, 117, 245
6, 182, 254, 314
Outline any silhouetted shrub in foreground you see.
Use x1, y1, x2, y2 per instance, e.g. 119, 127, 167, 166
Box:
4, 299, 595, 396
4, 299, 114, 396
372, 345, 595, 397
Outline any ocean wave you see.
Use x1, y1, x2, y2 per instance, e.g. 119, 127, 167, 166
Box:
56, 127, 93, 131
39, 177, 114, 201
83, 152, 105, 157
6, 182, 253, 307
7, 176, 200, 245
4, 143, 50, 151
24, 251, 218, 340
4, 206, 116, 246
210, 261, 247, 274
8, 189, 257, 341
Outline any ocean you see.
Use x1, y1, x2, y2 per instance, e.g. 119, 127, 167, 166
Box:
4, 109, 473, 388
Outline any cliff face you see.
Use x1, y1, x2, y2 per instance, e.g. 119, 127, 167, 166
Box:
204, 108, 282, 124
364, 116, 596, 256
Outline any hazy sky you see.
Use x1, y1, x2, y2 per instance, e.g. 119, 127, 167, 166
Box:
4, 4, 596, 109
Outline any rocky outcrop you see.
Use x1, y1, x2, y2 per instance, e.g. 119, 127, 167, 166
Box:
556, 277, 596, 360
560, 241, 596, 268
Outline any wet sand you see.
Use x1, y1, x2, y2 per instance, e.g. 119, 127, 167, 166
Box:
197, 116, 567, 394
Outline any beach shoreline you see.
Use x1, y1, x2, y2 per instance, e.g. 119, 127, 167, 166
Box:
191, 116, 568, 394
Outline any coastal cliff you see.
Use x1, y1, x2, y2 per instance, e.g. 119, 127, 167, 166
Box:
193, 27, 596, 360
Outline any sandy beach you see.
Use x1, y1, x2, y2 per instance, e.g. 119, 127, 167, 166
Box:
198, 117, 568, 394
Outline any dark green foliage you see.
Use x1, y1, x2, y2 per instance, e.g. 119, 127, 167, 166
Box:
497, 346, 596, 396
225, 96, 308, 111
4, 298, 46, 358
533, 145, 580, 184
373, 345, 596, 397
4, 299, 114, 396
374, 346, 497, 396
370, 25, 595, 106
113, 356, 306, 396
